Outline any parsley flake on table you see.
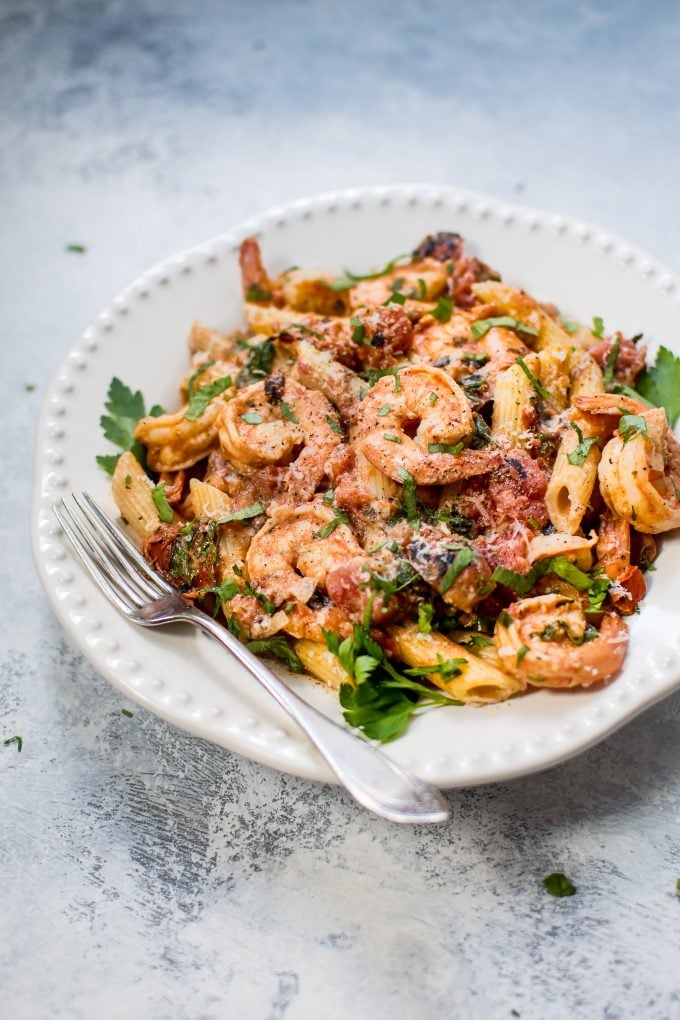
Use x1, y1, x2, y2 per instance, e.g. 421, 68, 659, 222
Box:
543, 872, 576, 897
3, 735, 22, 752
65, 243, 87, 254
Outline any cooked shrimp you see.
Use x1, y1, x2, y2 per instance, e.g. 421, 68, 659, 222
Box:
239, 236, 274, 301
135, 399, 226, 471
245, 499, 363, 607
596, 509, 646, 615
571, 393, 650, 442
598, 406, 680, 533
358, 364, 502, 484
494, 593, 628, 688
218, 377, 342, 500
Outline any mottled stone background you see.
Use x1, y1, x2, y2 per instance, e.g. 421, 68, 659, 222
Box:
2, 1, 680, 1017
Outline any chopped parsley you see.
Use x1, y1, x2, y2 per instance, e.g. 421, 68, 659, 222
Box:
592, 316, 605, 338
315, 509, 350, 538
377, 403, 392, 417
215, 501, 264, 524
329, 254, 410, 291
471, 316, 539, 341
363, 561, 419, 604
241, 410, 264, 425
429, 392, 439, 405
350, 315, 367, 344
66, 243, 87, 253
516, 645, 529, 665
169, 520, 219, 588
462, 352, 489, 367
235, 339, 275, 387
121, 709, 134, 718
430, 295, 454, 323
417, 277, 427, 299
418, 602, 434, 634
245, 283, 272, 302
602, 337, 621, 389
358, 365, 404, 391
440, 547, 475, 593
492, 556, 592, 595
198, 578, 240, 616
404, 657, 467, 681
97, 377, 164, 475
185, 360, 233, 421
586, 575, 611, 613
428, 442, 464, 455
291, 322, 325, 339
543, 872, 576, 897
124, 474, 132, 489
383, 432, 402, 444
3, 735, 22, 752
558, 311, 578, 335
246, 637, 303, 672
326, 414, 343, 435
397, 468, 419, 526
619, 413, 648, 444
517, 356, 552, 401
384, 289, 407, 306
279, 400, 298, 423
151, 483, 174, 523
567, 422, 600, 466
24, 383, 36, 392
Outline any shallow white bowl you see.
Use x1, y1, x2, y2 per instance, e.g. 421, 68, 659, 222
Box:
32, 184, 680, 787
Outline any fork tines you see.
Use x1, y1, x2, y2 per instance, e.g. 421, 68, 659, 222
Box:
53, 493, 173, 617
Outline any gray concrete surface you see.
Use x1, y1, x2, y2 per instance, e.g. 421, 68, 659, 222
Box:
2, 1, 679, 1017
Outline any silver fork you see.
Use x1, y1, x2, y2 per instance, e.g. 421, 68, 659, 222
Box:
53, 493, 450, 825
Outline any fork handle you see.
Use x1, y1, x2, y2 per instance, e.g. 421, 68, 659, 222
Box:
181, 606, 450, 824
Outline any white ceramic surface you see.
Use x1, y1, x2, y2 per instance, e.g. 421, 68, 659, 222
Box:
32, 184, 680, 787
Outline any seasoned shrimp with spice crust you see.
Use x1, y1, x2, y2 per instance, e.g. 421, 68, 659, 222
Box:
494, 593, 628, 688
218, 376, 342, 500
358, 365, 502, 484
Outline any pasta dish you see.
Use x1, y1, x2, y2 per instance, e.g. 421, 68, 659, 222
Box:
99, 231, 680, 741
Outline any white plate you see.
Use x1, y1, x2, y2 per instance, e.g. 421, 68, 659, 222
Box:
32, 184, 680, 787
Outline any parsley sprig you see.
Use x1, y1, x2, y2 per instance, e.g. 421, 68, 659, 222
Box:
323, 624, 461, 742
97, 377, 163, 475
